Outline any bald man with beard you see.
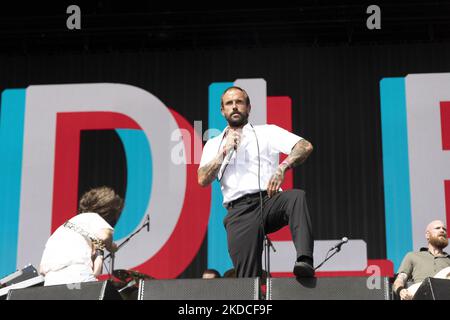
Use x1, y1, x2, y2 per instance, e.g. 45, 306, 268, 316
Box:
392, 220, 450, 300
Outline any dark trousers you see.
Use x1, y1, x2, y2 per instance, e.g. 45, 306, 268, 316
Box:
224, 189, 314, 278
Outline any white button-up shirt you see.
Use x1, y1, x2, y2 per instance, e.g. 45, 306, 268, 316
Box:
199, 124, 302, 205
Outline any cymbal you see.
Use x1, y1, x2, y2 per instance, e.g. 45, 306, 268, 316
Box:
113, 269, 153, 282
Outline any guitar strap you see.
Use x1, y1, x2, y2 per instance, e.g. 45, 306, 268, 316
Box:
63, 220, 106, 250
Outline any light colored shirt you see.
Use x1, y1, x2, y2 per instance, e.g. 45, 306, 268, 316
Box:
39, 212, 113, 286
200, 124, 302, 204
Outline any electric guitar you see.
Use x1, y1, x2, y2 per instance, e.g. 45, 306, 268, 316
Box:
407, 266, 450, 297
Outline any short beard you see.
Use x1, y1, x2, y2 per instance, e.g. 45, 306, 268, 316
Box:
429, 235, 449, 249
226, 112, 249, 127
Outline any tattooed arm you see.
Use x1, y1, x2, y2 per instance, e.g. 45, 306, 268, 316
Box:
198, 129, 241, 187
281, 139, 314, 169
266, 139, 313, 197
197, 153, 225, 187
392, 272, 413, 300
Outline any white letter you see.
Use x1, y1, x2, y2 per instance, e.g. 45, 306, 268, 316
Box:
171, 128, 190, 165
194, 120, 203, 165
366, 265, 381, 289
366, 5, 381, 30
66, 5, 81, 30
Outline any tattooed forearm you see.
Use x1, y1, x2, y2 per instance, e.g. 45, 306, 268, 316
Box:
392, 273, 408, 293
197, 154, 223, 187
281, 139, 313, 171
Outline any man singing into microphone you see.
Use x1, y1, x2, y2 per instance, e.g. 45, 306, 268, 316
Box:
198, 86, 315, 278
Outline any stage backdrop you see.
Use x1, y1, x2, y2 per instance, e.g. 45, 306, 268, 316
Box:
2, 42, 450, 279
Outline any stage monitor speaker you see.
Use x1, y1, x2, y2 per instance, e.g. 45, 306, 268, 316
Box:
138, 278, 260, 300
7, 280, 122, 300
267, 277, 391, 300
413, 278, 450, 300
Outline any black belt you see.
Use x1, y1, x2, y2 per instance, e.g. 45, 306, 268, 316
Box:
226, 191, 267, 209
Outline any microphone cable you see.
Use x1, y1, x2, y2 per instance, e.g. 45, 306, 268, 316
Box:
250, 124, 273, 279
216, 128, 234, 182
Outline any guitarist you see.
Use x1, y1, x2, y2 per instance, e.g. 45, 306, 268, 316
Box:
392, 220, 450, 300
39, 187, 123, 286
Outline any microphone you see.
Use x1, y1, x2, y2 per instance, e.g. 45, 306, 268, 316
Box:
331, 237, 348, 252
217, 129, 237, 181
145, 214, 150, 232
217, 147, 235, 182
222, 127, 239, 151
118, 279, 137, 293
313, 236, 349, 271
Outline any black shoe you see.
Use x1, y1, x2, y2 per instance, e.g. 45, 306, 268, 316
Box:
293, 261, 315, 278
